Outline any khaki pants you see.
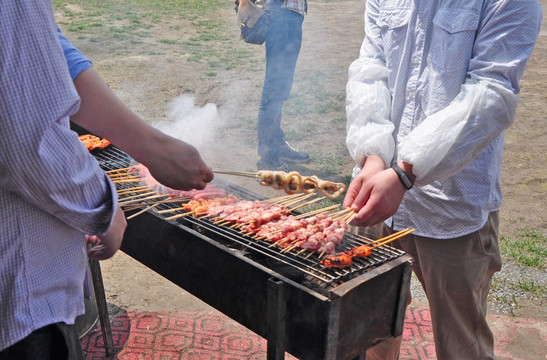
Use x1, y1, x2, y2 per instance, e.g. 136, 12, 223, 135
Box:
355, 212, 502, 360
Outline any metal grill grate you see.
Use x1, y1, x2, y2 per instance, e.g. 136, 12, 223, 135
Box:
92, 144, 405, 293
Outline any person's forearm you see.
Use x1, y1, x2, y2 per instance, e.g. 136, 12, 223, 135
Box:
345, 1, 395, 169
345, 56, 394, 169
70, 66, 214, 191
70, 67, 168, 165
398, 79, 518, 186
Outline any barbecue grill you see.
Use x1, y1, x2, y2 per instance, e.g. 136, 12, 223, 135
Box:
81, 127, 413, 360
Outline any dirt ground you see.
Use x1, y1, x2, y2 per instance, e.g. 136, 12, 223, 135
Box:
56, 0, 546, 357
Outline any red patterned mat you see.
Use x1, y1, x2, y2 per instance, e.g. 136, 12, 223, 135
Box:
82, 307, 544, 359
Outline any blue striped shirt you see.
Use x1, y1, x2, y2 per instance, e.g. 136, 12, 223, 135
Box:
0, 1, 117, 350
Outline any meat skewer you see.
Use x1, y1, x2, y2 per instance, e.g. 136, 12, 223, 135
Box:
214, 169, 347, 199
109, 166, 356, 258
347, 228, 414, 257
320, 253, 353, 268
321, 228, 415, 268
256, 214, 348, 257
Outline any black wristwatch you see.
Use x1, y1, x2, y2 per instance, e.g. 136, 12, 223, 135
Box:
391, 163, 414, 190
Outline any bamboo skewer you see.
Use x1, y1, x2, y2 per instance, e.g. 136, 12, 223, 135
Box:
118, 190, 156, 199
109, 174, 139, 179
344, 211, 358, 224
295, 248, 308, 256
215, 220, 231, 226
293, 204, 340, 219
109, 176, 142, 182
126, 202, 163, 220
329, 208, 354, 220
126, 194, 168, 203
263, 193, 304, 204
165, 211, 195, 221
289, 196, 326, 212
282, 193, 318, 208
106, 166, 134, 174
117, 186, 151, 196
112, 179, 143, 184
338, 209, 357, 223
121, 197, 183, 212
213, 170, 258, 178
119, 193, 170, 206
276, 193, 312, 206
156, 206, 185, 214
367, 228, 411, 245
367, 228, 415, 250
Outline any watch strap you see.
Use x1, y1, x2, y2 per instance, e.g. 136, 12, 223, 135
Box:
391, 163, 414, 190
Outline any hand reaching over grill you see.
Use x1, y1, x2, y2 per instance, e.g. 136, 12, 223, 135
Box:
136, 134, 214, 191
86, 205, 127, 260
69, 66, 214, 191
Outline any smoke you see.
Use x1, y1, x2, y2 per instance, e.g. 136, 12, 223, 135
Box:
153, 94, 221, 151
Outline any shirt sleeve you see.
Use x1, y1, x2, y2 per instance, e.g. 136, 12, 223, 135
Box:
398, 0, 542, 185
56, 25, 93, 80
398, 79, 518, 185
345, 0, 395, 169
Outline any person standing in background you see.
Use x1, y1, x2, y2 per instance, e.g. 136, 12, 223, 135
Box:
343, 0, 542, 359
256, 0, 311, 171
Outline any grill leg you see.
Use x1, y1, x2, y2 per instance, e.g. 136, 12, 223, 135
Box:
267, 278, 287, 360
89, 258, 115, 356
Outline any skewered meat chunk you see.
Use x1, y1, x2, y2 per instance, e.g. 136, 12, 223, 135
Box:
347, 244, 372, 258
78, 134, 111, 151
321, 253, 353, 268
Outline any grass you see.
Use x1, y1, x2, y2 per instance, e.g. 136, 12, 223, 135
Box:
500, 228, 546, 270
53, 0, 253, 75
490, 228, 547, 315
284, 71, 346, 117
312, 151, 348, 175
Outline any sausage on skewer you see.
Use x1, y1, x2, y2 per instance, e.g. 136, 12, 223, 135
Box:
320, 253, 353, 268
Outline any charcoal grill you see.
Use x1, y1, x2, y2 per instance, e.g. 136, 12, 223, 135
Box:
82, 127, 413, 360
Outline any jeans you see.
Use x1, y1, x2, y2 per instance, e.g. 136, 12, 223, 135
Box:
257, 5, 303, 162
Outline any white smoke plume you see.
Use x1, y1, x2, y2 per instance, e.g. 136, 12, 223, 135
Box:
153, 94, 221, 151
